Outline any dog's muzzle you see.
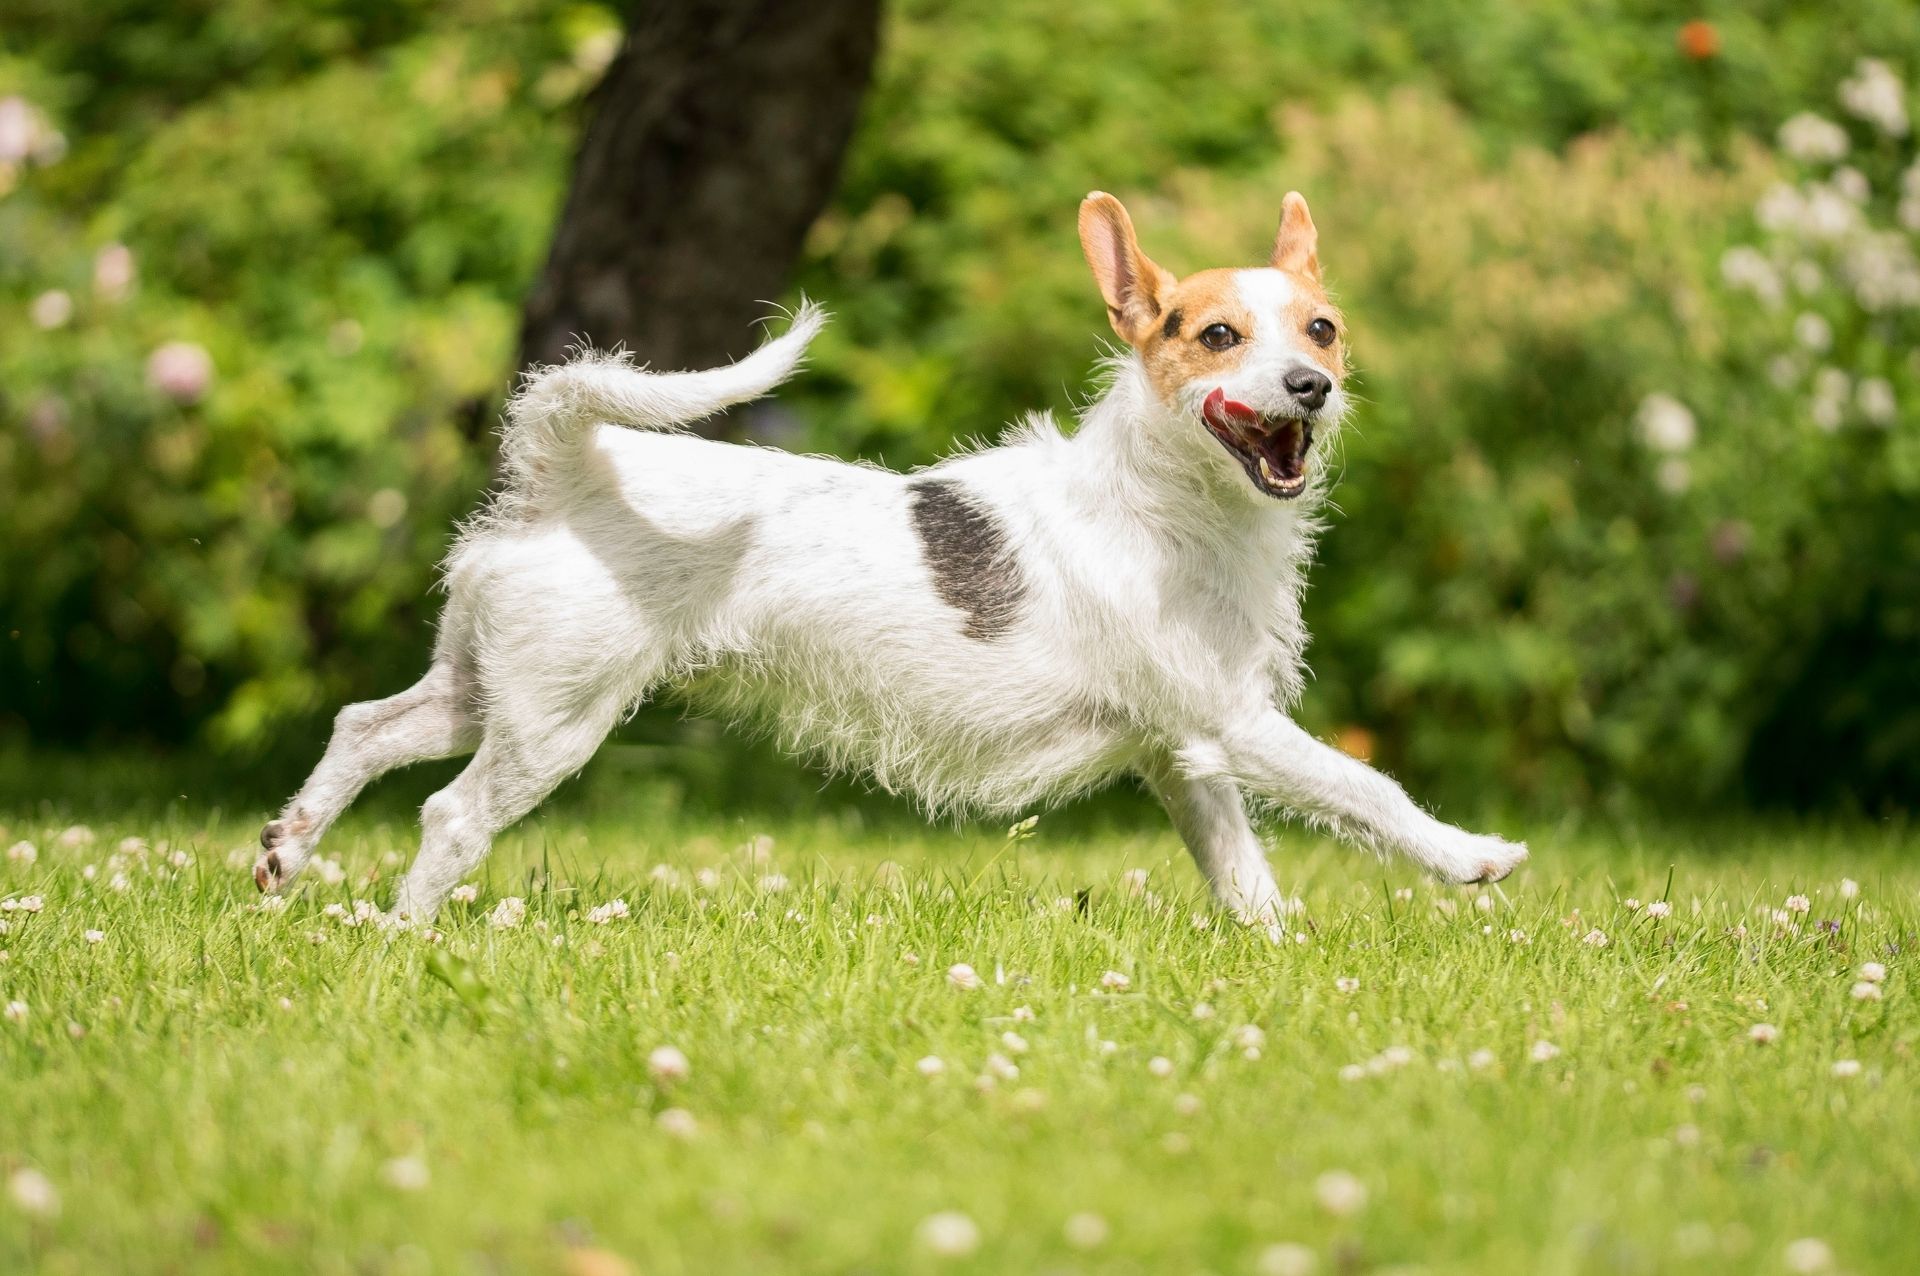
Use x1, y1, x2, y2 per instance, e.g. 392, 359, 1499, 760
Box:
1201, 387, 1315, 499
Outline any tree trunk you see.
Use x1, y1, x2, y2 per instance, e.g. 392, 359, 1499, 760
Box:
517, 0, 881, 392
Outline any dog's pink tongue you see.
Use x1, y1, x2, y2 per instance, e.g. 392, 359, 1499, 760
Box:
1202, 387, 1258, 432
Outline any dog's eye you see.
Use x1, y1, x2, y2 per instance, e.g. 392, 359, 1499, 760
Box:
1306, 317, 1338, 347
1198, 323, 1240, 352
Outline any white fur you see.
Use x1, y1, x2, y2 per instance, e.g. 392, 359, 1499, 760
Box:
257, 292, 1525, 922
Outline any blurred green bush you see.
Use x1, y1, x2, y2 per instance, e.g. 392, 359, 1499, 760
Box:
2, 1, 1915, 813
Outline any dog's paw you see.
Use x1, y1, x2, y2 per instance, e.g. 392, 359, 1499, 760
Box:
253, 815, 309, 893
1433, 831, 1529, 886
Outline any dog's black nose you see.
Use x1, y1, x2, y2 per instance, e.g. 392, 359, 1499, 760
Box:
1283, 368, 1332, 411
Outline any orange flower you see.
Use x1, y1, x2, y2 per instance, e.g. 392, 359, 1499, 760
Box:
1677, 20, 1720, 61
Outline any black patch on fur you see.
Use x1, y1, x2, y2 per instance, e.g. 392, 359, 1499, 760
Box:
909, 479, 1027, 641
1161, 307, 1183, 340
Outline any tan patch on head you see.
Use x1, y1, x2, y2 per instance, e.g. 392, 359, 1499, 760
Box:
1139, 269, 1254, 401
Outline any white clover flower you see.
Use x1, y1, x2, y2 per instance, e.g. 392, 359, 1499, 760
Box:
1392, 887, 1414, 903
4, 841, 34, 866
450, 883, 479, 904
1235, 1024, 1267, 1051
1645, 900, 1673, 919
1467, 1048, 1497, 1071
1313, 1170, 1368, 1217
1334, 976, 1360, 994
1784, 1236, 1837, 1274
251, 892, 285, 912
14, 896, 42, 914
947, 962, 982, 991
755, 872, 789, 894
1000, 1031, 1029, 1055
1337, 1063, 1366, 1082
1841, 230, 1920, 311
1784, 894, 1812, 914
313, 857, 346, 887
1748, 1022, 1780, 1044
1839, 878, 1861, 900
1147, 1055, 1174, 1078
693, 867, 723, 892
916, 1210, 980, 1257
585, 898, 630, 925
1656, 458, 1691, 495
656, 1107, 698, 1140
1529, 1040, 1560, 1063
1779, 112, 1850, 163
93, 243, 136, 301
488, 896, 526, 929
1830, 166, 1871, 203
27, 290, 71, 330
981, 1052, 1019, 1084
648, 864, 682, 888
1582, 928, 1609, 948
1256, 1242, 1316, 1276
1063, 1211, 1109, 1250
1831, 1059, 1863, 1078
83, 929, 104, 945
1172, 1092, 1203, 1117
1508, 928, 1530, 945
646, 1045, 691, 1085
1860, 961, 1888, 983
1840, 57, 1908, 137
3, 1000, 26, 1024
916, 1055, 946, 1077
1011, 1005, 1034, 1022
1794, 313, 1834, 353
56, 825, 93, 849
1099, 969, 1130, 991
1850, 981, 1883, 1003
380, 1155, 429, 1192
7, 1166, 58, 1217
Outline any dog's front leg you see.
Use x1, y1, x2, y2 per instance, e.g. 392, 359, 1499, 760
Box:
1138, 755, 1285, 925
1189, 710, 1527, 884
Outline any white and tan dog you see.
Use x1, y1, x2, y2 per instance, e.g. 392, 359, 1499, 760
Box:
257, 191, 1527, 921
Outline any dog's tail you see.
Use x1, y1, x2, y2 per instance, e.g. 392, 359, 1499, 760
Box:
497, 302, 827, 506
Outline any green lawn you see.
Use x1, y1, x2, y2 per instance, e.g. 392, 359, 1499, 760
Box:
1, 759, 1914, 1275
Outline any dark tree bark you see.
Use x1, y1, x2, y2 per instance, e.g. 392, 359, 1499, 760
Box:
517, 0, 881, 384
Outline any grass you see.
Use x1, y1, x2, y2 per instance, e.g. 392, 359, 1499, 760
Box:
0, 757, 1915, 1275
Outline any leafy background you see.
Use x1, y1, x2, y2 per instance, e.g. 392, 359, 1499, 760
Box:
2, 0, 1916, 815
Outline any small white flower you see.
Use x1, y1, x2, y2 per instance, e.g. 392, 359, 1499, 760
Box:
1508, 928, 1530, 945
1313, 1170, 1367, 1217
1784, 894, 1811, 914
1000, 1031, 1029, 1054
1850, 981, 1883, 1003
1190, 1001, 1214, 1021
947, 962, 983, 991
1748, 1022, 1780, 1044
1063, 1211, 1109, 1250
1673, 1123, 1702, 1148
1859, 961, 1887, 983
1636, 393, 1697, 453
585, 898, 630, 925
1256, 1241, 1317, 1276
1839, 57, 1908, 137
1337, 1063, 1366, 1082
1467, 1048, 1497, 1071
1011, 1005, 1034, 1022
1831, 1059, 1863, 1078
1099, 969, 1130, 991
5, 841, 35, 865
488, 896, 526, 929
1794, 313, 1834, 353
648, 1045, 691, 1085
8, 1166, 59, 1217
1720, 245, 1783, 306
981, 1053, 1019, 1083
1334, 976, 1360, 994
1582, 929, 1609, 948
1392, 887, 1414, 903
450, 884, 479, 904
1644, 900, 1673, 919
380, 1155, 429, 1192
1235, 1024, 1267, 1051
146, 340, 214, 404
1172, 1092, 1202, 1117
1839, 878, 1861, 900
1778, 112, 1850, 163
656, 1108, 698, 1140
916, 1210, 981, 1258
756, 872, 789, 893
916, 1055, 946, 1077
83, 929, 104, 945
1857, 377, 1897, 425
1147, 1056, 1174, 1078
1120, 867, 1150, 895
313, 857, 346, 887
1784, 1236, 1836, 1274
1529, 1040, 1560, 1063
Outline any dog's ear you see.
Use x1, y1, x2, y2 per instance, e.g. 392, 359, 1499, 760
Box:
1270, 191, 1321, 282
1079, 193, 1173, 345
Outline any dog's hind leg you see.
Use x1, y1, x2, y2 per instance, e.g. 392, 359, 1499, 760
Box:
1139, 754, 1285, 926
255, 658, 482, 893
390, 687, 629, 921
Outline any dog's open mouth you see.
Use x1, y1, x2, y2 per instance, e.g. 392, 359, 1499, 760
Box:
1201, 387, 1313, 499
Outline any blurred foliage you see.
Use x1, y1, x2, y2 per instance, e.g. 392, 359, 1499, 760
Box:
2, 1, 1916, 813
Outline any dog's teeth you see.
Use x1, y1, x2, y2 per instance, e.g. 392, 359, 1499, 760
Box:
1257, 456, 1277, 483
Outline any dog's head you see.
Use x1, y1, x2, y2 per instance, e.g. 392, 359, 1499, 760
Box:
1078, 191, 1347, 500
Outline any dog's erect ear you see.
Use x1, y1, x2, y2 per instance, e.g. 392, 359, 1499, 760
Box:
1079, 192, 1173, 345
1270, 191, 1321, 282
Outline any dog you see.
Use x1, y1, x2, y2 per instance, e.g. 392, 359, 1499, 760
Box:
255, 190, 1527, 922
